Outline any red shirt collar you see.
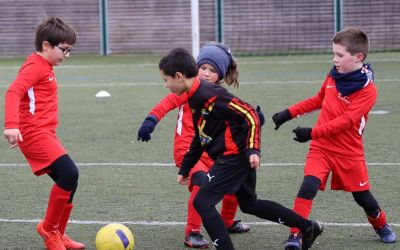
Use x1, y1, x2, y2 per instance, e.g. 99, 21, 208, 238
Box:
187, 76, 201, 99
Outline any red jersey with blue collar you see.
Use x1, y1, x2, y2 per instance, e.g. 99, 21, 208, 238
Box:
5, 53, 58, 138
288, 73, 377, 160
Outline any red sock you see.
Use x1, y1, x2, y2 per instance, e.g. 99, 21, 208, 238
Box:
291, 197, 313, 234
367, 209, 387, 230
185, 185, 202, 236
220, 194, 238, 228
59, 203, 73, 235
43, 184, 71, 232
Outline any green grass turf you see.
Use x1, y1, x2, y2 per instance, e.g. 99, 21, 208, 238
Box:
0, 52, 399, 249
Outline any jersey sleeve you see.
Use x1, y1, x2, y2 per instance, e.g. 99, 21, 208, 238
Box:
227, 97, 261, 157
148, 92, 188, 121
4, 62, 43, 128
288, 78, 327, 118
312, 83, 377, 139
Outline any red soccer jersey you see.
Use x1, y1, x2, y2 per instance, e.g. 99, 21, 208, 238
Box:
149, 89, 212, 167
5, 53, 58, 138
4, 53, 66, 175
288, 75, 377, 160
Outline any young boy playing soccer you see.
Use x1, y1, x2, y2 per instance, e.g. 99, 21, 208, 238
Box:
4, 17, 85, 250
158, 47, 323, 250
138, 42, 259, 248
272, 27, 397, 249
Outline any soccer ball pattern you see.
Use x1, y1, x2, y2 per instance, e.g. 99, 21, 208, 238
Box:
95, 223, 134, 250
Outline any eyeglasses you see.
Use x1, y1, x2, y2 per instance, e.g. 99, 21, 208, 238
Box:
56, 46, 74, 55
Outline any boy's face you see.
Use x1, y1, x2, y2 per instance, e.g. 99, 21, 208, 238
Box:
41, 41, 74, 66
332, 43, 364, 73
160, 70, 187, 96
198, 63, 219, 84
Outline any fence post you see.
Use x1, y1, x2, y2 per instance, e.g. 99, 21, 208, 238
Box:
99, 0, 109, 55
334, 0, 343, 32
191, 0, 200, 58
215, 0, 224, 43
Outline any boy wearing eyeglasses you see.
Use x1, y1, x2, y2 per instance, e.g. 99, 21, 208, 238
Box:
4, 17, 84, 250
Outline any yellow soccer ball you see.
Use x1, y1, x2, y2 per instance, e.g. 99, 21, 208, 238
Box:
95, 223, 134, 250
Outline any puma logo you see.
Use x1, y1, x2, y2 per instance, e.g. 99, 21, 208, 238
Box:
212, 239, 219, 246
359, 180, 369, 186
207, 173, 215, 182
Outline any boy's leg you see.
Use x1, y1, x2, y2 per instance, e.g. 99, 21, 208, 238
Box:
45, 155, 85, 249
236, 183, 323, 250
220, 194, 237, 228
353, 191, 397, 243
193, 187, 233, 250
290, 175, 320, 234
221, 194, 250, 233
184, 167, 209, 248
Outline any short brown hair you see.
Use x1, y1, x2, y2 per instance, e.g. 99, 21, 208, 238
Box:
35, 17, 76, 52
333, 27, 369, 60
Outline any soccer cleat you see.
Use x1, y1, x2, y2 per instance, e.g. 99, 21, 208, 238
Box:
376, 224, 397, 243
184, 230, 209, 249
61, 234, 86, 249
36, 220, 66, 250
227, 220, 250, 234
284, 233, 302, 250
301, 220, 324, 250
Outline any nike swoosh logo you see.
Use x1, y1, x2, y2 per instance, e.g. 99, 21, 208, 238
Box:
359, 180, 369, 186
327, 85, 335, 88
49, 77, 55, 81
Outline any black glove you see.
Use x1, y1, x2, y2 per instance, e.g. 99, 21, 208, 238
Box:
272, 109, 292, 130
256, 105, 265, 126
292, 126, 312, 143
137, 115, 158, 142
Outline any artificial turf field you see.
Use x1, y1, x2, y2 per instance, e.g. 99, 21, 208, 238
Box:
0, 52, 399, 249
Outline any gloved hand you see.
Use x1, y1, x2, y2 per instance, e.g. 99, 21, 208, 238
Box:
137, 115, 158, 142
292, 126, 312, 142
256, 105, 265, 126
272, 109, 292, 130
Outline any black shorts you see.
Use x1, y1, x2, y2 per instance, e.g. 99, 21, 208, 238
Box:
201, 154, 257, 199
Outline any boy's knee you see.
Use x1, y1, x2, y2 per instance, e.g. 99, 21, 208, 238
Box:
238, 198, 257, 214
297, 175, 320, 200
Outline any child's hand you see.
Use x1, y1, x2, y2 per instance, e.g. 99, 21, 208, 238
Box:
272, 109, 292, 130
249, 154, 260, 170
177, 174, 190, 185
4, 128, 23, 148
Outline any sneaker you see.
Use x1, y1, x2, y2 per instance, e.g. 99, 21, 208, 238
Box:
36, 220, 66, 250
184, 230, 209, 249
284, 233, 302, 250
61, 234, 86, 249
376, 224, 397, 243
227, 220, 250, 234
301, 220, 324, 250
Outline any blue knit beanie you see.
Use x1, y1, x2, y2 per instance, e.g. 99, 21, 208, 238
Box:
196, 43, 233, 80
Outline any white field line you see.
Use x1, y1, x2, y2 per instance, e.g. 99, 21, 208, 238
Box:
0, 218, 399, 227
0, 79, 398, 88
1, 162, 400, 168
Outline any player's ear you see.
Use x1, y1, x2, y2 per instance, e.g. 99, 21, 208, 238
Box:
355, 52, 365, 63
42, 41, 51, 52
175, 72, 184, 81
